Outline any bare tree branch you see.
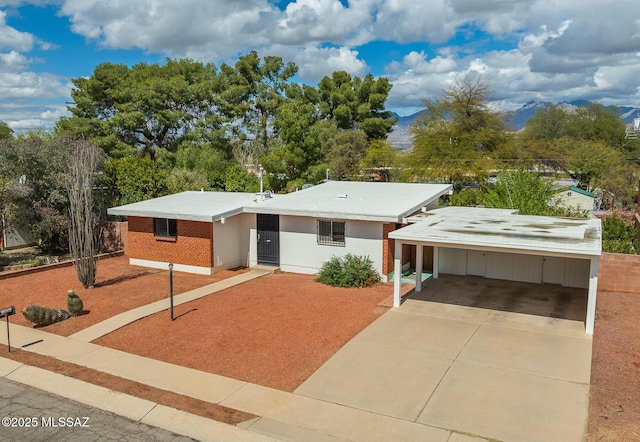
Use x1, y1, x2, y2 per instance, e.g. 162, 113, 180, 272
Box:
67, 139, 105, 288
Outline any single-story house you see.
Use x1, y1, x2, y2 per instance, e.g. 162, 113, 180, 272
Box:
389, 206, 602, 334
107, 181, 453, 279
553, 186, 595, 212
108, 182, 602, 334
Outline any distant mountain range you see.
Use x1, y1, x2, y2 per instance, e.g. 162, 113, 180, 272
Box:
388, 100, 640, 150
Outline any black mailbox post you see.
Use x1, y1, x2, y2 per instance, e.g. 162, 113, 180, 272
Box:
0, 306, 16, 352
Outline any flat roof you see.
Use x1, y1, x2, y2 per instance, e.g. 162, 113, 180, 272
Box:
390, 207, 601, 257
243, 181, 453, 222
107, 191, 260, 222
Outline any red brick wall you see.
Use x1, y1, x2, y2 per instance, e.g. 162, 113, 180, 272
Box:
382, 223, 425, 275
127, 217, 213, 268
382, 223, 396, 275
599, 252, 640, 293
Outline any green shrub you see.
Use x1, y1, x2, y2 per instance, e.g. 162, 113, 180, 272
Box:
602, 216, 640, 254
317, 254, 381, 288
602, 239, 637, 254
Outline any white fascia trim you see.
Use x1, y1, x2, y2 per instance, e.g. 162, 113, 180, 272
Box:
243, 207, 401, 223
129, 258, 212, 275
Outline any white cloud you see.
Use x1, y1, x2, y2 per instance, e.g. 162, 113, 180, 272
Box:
383, 0, 640, 113
373, 0, 460, 43
0, 7, 68, 131
284, 45, 368, 81
0, 71, 70, 99
0, 9, 34, 51
271, 0, 374, 46
3, 0, 640, 129
0, 49, 28, 70
0, 99, 70, 133
60, 0, 277, 60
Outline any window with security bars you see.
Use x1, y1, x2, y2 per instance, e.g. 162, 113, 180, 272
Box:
317, 220, 345, 246
154, 218, 177, 238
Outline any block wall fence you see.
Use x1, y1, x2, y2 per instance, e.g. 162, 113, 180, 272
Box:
598, 252, 640, 293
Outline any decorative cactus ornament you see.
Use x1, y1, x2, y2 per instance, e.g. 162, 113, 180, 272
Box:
66, 289, 84, 316
22, 305, 70, 326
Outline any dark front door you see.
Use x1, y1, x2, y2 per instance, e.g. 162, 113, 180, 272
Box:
257, 214, 279, 266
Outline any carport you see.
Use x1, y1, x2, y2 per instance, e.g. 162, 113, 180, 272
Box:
390, 207, 602, 334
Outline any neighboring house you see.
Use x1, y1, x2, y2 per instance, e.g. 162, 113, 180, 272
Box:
553, 186, 595, 212
389, 206, 602, 334
1, 220, 35, 250
107, 181, 453, 279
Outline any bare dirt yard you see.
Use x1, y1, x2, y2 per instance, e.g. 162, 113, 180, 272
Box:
0, 255, 246, 336
588, 290, 640, 441
1, 255, 639, 438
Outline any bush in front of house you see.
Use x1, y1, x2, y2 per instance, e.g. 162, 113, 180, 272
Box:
317, 254, 381, 288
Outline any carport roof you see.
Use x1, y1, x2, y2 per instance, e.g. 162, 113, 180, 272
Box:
107, 191, 261, 222
391, 207, 601, 257
243, 181, 453, 222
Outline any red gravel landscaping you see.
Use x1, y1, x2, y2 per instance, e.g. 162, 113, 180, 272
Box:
1, 255, 639, 439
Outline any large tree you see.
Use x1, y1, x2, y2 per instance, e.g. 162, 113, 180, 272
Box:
318, 72, 396, 140
518, 101, 638, 204
325, 129, 368, 180
408, 75, 508, 184
221, 51, 298, 167
360, 140, 399, 182
57, 59, 229, 160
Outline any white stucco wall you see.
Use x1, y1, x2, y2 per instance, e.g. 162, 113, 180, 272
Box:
277, 215, 384, 275
213, 213, 254, 271
438, 246, 589, 288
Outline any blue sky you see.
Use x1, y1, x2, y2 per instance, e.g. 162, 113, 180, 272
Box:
1, 0, 640, 132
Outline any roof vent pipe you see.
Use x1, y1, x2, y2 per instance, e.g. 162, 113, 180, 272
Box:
337, 194, 348, 198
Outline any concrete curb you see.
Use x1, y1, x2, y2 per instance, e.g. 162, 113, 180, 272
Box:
0, 358, 281, 442
0, 251, 124, 280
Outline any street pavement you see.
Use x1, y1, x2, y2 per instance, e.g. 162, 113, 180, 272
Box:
0, 377, 197, 442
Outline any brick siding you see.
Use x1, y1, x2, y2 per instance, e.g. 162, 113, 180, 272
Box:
382, 223, 396, 275
599, 252, 640, 293
382, 223, 436, 275
127, 217, 213, 268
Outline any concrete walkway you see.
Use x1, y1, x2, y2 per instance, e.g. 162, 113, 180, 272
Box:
0, 273, 593, 441
70, 267, 273, 342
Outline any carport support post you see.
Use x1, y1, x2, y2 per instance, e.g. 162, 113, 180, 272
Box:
393, 240, 403, 307
586, 255, 600, 335
415, 244, 423, 292
433, 246, 439, 279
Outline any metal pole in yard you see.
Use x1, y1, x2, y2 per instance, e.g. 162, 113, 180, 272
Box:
169, 263, 174, 321
0, 306, 15, 352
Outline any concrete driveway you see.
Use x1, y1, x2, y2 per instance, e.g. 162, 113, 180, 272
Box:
296, 275, 592, 442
